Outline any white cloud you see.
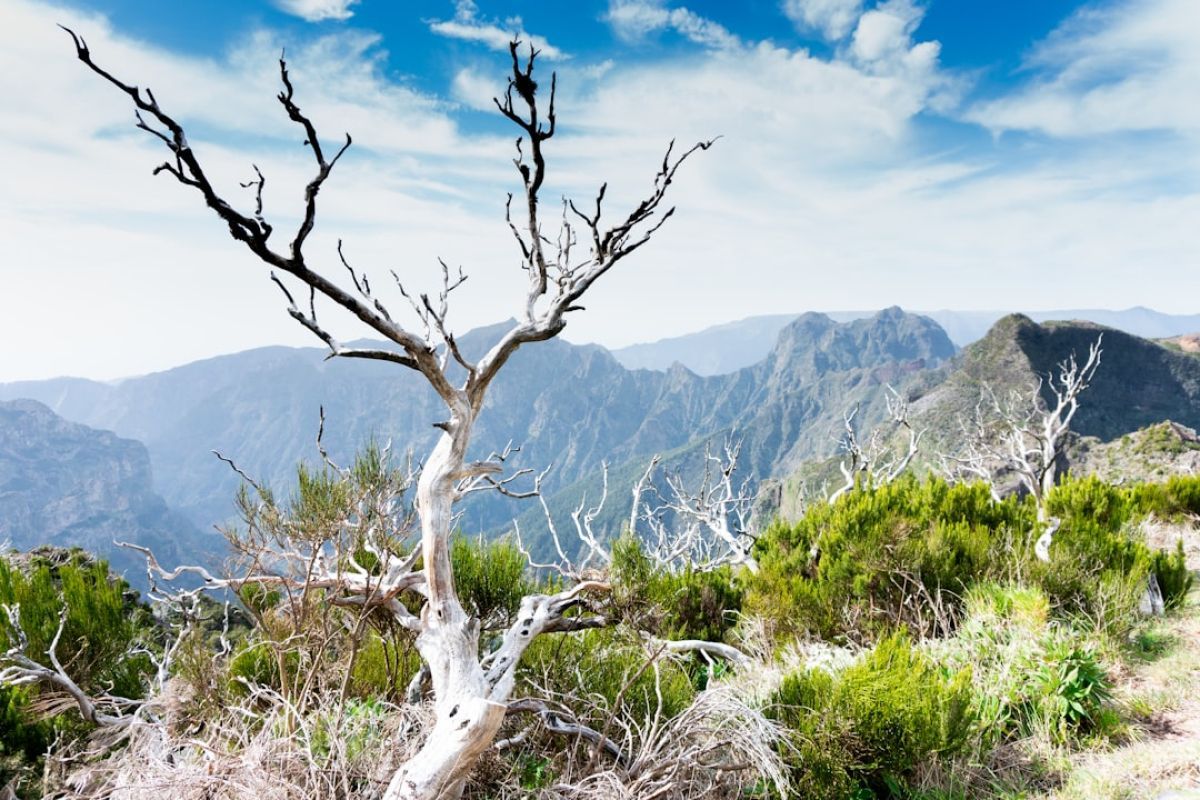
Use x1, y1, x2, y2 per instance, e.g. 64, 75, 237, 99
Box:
275, 0, 358, 23
782, 0, 863, 40
851, 0, 922, 62
428, 0, 567, 60
845, 0, 960, 113
0, 0, 520, 382
605, 1, 741, 50
966, 0, 1200, 137
450, 67, 503, 112
2, 0, 1197, 384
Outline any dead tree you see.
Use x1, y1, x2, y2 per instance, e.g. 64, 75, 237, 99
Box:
940, 335, 1103, 560
828, 386, 924, 503
627, 437, 759, 573
51, 30, 717, 800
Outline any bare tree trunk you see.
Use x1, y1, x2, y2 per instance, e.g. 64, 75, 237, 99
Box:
382, 422, 510, 800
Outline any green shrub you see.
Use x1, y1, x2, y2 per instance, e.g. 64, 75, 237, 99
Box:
1151, 541, 1192, 610
1042, 476, 1192, 616
309, 697, 389, 764
347, 631, 422, 700
1128, 474, 1200, 518
0, 555, 154, 699
228, 641, 301, 693
1044, 475, 1131, 532
1033, 640, 1112, 743
748, 477, 1032, 640
935, 583, 1116, 751
519, 627, 696, 725
747, 473, 1191, 649
0, 552, 156, 798
611, 533, 744, 643
1046, 472, 1195, 609
769, 633, 975, 799
451, 535, 538, 627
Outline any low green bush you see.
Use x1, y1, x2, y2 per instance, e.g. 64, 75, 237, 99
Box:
0, 552, 156, 798
1128, 474, 1200, 518
1033, 639, 1112, 743
769, 632, 974, 799
1152, 541, 1192, 611
934, 583, 1116, 751
1044, 476, 1193, 614
451, 535, 538, 627
347, 631, 422, 700
519, 627, 696, 725
748, 475, 1192, 645
748, 477, 1031, 640
228, 640, 301, 694
611, 533, 744, 644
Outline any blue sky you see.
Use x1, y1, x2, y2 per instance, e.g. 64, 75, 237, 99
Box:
1, 0, 1198, 381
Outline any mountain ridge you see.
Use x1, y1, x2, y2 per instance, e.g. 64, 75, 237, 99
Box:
611, 307, 1200, 376
0, 309, 955, 559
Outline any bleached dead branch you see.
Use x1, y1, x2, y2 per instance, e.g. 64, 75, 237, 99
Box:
830, 385, 925, 503
57, 21, 719, 796
940, 335, 1102, 560
631, 437, 759, 573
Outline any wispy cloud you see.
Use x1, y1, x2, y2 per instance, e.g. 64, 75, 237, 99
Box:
782, 0, 863, 40
966, 0, 1200, 137
275, 0, 358, 23
2, 0, 1197, 384
605, 0, 741, 50
428, 0, 568, 60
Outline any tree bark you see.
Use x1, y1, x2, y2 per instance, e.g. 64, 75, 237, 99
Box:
382, 413, 509, 800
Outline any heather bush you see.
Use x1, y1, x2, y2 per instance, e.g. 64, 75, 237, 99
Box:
769, 632, 974, 799
0, 552, 156, 798
748, 477, 1032, 640
611, 533, 744, 643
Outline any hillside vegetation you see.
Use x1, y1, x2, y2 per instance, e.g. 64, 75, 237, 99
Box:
2, 469, 1197, 799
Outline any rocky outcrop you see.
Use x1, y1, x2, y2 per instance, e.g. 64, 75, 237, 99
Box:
0, 399, 222, 587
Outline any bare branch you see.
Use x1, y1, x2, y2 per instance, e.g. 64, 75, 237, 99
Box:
941, 335, 1103, 560
0, 604, 148, 729
634, 437, 758, 573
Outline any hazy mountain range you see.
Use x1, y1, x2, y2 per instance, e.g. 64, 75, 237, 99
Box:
612, 307, 1200, 376
2, 306, 1197, 573
761, 312, 1200, 521
0, 309, 953, 566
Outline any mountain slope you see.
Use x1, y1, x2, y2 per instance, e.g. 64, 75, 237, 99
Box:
0, 399, 221, 586
915, 314, 1200, 447
1, 311, 955, 557
509, 309, 956, 548
762, 315, 1200, 522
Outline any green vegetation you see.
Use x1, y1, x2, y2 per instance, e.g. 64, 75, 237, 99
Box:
770, 632, 974, 799
749, 475, 1193, 645
749, 477, 1026, 640
0, 550, 156, 797
4, 466, 1198, 800
611, 533, 745, 643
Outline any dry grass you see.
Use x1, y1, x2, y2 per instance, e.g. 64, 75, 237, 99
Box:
526, 684, 789, 800
39, 663, 788, 800
43, 682, 431, 800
